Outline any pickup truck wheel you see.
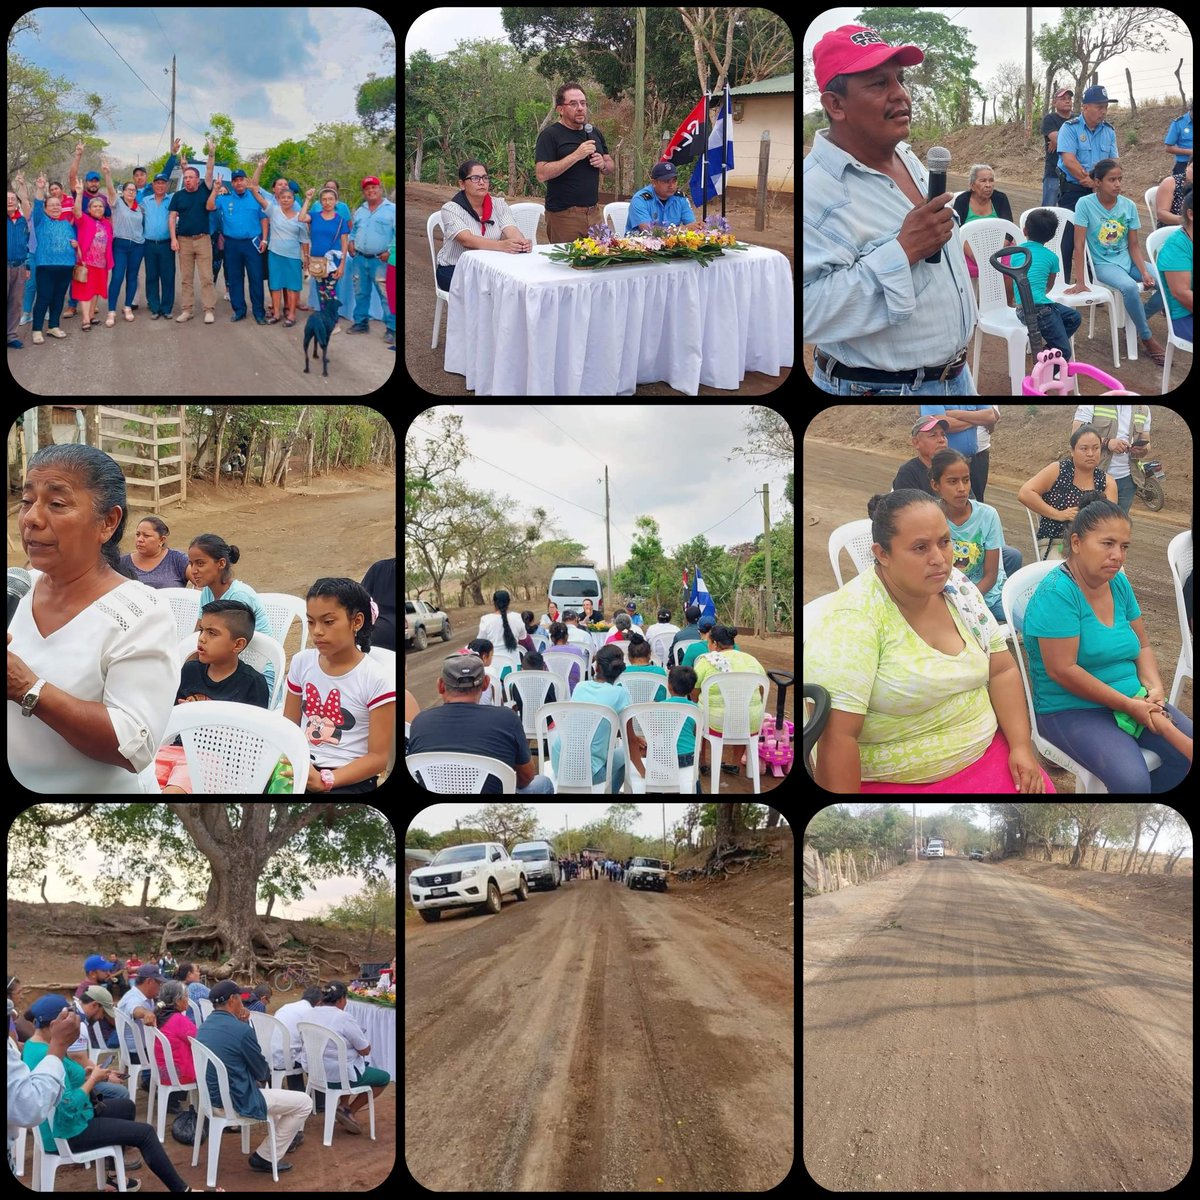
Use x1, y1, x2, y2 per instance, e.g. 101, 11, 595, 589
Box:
480, 880, 502, 914
418, 909, 441, 923
515, 876, 529, 902
440, 620, 452, 642
412, 626, 428, 651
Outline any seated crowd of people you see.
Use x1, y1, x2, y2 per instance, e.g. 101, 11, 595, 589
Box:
806, 410, 1193, 794
7, 953, 392, 1192
406, 588, 770, 793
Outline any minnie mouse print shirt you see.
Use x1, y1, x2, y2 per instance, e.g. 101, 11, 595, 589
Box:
285, 648, 395, 769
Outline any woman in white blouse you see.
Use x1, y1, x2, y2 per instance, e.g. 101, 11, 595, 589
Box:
8, 444, 179, 792
436, 159, 531, 291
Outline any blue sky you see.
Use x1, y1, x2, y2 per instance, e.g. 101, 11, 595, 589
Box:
16, 6, 394, 169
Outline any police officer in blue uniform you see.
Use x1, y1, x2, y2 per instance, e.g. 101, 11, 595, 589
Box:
625, 162, 699, 233
1055, 84, 1121, 283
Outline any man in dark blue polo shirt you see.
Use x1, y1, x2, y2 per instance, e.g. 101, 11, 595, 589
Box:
214, 169, 270, 323
196, 980, 312, 1173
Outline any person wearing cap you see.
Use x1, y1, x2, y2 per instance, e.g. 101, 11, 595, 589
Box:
195, 979, 311, 1174
75, 954, 119, 1001
625, 162, 698, 233
7, 1001, 73, 1175
1042, 88, 1076, 207
346, 175, 396, 342
23, 993, 204, 1193
406, 652, 556, 793
805, 25, 980, 395
116, 963, 163, 1087
70, 985, 133, 1104
211, 168, 269, 324
1054, 84, 1120, 285
892, 416, 950, 491
1163, 99, 1192, 179
624, 599, 644, 627
142, 170, 177, 319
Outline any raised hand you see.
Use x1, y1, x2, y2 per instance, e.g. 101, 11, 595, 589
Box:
74, 142, 85, 157
35, 172, 47, 189
172, 137, 182, 154
258, 155, 268, 168
100, 156, 110, 172
305, 187, 315, 200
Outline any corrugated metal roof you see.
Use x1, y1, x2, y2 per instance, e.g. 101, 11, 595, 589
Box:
729, 73, 794, 97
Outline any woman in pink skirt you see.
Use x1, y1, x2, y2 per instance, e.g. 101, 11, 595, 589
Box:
71, 180, 114, 330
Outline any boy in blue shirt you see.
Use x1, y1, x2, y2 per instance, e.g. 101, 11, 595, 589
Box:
1010, 207, 1082, 358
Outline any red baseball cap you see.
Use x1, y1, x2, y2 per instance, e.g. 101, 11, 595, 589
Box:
360, 176, 381, 189
813, 24, 924, 93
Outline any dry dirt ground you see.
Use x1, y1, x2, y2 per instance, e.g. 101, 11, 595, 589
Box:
802, 405, 1193, 793
404, 835, 794, 1191
802, 853, 1192, 1191
7, 900, 395, 1191
404, 181, 794, 396
403, 600, 797, 794
801, 165, 1191, 397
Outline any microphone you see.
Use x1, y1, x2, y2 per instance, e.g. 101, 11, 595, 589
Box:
925, 146, 951, 264
8, 567, 32, 629
583, 122, 596, 163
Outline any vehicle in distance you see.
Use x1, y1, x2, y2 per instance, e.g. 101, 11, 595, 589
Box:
547, 563, 603, 620
409, 842, 528, 922
926, 839, 944, 858
510, 840, 561, 891
969, 848, 985, 861
405, 599, 452, 651
625, 857, 669, 892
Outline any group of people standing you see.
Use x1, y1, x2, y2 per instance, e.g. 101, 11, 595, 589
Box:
557, 854, 627, 881
7, 138, 396, 351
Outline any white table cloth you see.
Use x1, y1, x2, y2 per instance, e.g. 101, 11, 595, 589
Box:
443, 243, 793, 395
346, 998, 395, 1080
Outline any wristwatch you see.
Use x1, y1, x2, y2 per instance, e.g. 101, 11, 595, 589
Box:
320, 769, 336, 791
20, 678, 47, 717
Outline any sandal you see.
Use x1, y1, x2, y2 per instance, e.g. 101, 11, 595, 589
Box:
265, 316, 279, 324
80, 321, 92, 331
105, 313, 116, 327
123, 306, 134, 321
283, 318, 296, 327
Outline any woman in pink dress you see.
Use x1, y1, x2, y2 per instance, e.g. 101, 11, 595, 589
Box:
71, 178, 115, 330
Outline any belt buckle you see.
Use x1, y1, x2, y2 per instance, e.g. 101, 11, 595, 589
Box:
938, 350, 967, 381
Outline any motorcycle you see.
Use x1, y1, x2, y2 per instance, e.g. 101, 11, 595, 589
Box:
1129, 439, 1165, 512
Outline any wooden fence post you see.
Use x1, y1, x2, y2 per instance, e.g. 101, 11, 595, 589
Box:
755, 131, 771, 231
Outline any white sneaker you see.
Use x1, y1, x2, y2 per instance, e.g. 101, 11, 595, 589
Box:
176, 311, 193, 323
203, 311, 215, 324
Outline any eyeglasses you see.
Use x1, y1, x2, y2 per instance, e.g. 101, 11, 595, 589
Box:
466, 175, 490, 183
564, 102, 587, 108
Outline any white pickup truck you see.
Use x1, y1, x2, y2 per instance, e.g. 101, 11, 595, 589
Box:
925, 839, 945, 858
409, 842, 529, 922
625, 857, 669, 892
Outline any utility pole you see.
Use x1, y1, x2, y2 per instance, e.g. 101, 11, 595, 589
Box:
912, 803, 917, 861
565, 811, 571, 857
604, 465, 613, 604
761, 483, 774, 633
662, 802, 667, 861
170, 55, 176, 153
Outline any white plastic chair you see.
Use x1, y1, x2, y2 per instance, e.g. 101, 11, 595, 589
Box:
175, 628, 286, 709
803, 592, 839, 645
827, 518, 875, 588
507, 201, 544, 248
504, 670, 560, 744
1166, 529, 1193, 707
427, 211, 452, 349
603, 201, 630, 236
87, 1016, 119, 1067
619, 701, 702, 794
196, 998, 213, 1023
1143, 185, 1159, 232
156, 586, 203, 641
296, 1021, 378, 1145
112, 1007, 155, 1119
1144, 225, 1193, 393
13, 1124, 26, 1176
30, 1101, 127, 1193
620, 669, 669, 706
535, 702, 620, 793
257, 592, 308, 655
649, 631, 676, 668
406, 751, 518, 792
144, 1022, 199, 1141
158, 699, 311, 793
248, 1011, 305, 1090
1002, 563, 1160, 792
189, 1036, 282, 1185
698, 672, 769, 794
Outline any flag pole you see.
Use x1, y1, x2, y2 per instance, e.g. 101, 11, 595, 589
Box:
720, 83, 729, 220
701, 78, 709, 223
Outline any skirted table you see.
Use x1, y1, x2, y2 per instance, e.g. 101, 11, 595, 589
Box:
443, 243, 793, 395
345, 998, 395, 1080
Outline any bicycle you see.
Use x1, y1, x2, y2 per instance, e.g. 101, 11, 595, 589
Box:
272, 962, 317, 992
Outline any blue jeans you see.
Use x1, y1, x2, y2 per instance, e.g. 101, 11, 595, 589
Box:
1115, 473, 1135, 514
1015, 300, 1081, 358
516, 774, 555, 793
813, 358, 978, 395
1091, 259, 1164, 340
349, 253, 394, 331
1037, 702, 1192, 792
108, 238, 146, 309
92, 1079, 130, 1103
1041, 176, 1060, 207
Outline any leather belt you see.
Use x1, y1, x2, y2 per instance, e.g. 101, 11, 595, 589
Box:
815, 347, 968, 386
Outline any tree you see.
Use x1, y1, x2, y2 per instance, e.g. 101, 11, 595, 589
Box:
715, 803, 737, 847
405, 827, 435, 849
12, 804, 394, 977
463, 803, 539, 849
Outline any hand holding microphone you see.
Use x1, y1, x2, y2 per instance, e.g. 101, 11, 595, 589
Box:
916, 146, 953, 265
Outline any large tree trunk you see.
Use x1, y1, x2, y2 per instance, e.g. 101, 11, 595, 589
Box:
715, 804, 737, 848
765, 808, 782, 828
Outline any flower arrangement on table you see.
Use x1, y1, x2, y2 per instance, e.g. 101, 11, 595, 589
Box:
546, 215, 749, 270
349, 982, 395, 1008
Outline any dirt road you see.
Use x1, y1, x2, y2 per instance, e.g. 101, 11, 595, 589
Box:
7, 277, 395, 397
802, 857, 1192, 1191
404, 876, 794, 1190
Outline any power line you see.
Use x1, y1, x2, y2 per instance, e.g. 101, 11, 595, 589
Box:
694, 492, 759, 538
77, 8, 172, 114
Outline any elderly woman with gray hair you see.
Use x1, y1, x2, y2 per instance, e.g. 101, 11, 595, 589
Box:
152, 978, 198, 1107
952, 164, 1017, 300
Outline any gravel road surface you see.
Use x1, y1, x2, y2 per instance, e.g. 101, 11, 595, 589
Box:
405, 875, 794, 1190
803, 856, 1192, 1191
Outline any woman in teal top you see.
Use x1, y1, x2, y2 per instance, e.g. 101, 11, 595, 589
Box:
21, 994, 201, 1192
1023, 493, 1191, 791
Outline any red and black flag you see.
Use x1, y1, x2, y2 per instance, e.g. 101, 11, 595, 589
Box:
659, 97, 708, 167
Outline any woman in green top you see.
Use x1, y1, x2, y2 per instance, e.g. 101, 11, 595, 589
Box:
1023, 492, 1191, 791
21, 994, 216, 1192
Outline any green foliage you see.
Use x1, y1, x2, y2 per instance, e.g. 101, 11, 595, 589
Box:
405, 827, 435, 849
805, 804, 913, 854
321, 878, 396, 931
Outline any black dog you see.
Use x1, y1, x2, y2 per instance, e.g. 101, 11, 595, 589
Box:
303, 296, 340, 376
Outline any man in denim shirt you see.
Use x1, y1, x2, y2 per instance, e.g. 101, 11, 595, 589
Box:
805, 25, 979, 395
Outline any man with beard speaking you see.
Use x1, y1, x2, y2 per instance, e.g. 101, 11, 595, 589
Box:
804, 25, 980, 395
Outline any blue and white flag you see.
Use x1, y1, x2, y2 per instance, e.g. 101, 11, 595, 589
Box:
688, 566, 717, 623
688, 85, 734, 207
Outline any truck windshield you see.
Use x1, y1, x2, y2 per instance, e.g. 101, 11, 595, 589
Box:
430, 844, 489, 865
512, 849, 551, 861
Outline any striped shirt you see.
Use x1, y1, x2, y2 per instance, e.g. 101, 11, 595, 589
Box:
110, 197, 146, 244
437, 194, 518, 267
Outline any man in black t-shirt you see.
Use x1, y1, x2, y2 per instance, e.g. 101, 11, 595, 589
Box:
1040, 88, 1075, 207
892, 415, 949, 495
534, 82, 614, 244
168, 137, 218, 323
